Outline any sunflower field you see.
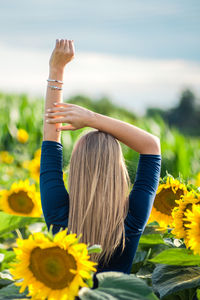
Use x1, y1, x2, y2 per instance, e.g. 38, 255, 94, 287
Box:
0, 91, 200, 300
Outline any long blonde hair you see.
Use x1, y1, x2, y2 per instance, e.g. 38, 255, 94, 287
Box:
67, 129, 131, 266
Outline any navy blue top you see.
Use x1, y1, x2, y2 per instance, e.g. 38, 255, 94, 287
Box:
40, 140, 161, 276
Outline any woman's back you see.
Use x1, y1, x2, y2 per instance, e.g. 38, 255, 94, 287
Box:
40, 37, 161, 283
40, 140, 161, 274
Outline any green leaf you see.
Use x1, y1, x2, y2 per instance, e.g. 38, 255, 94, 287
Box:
136, 265, 154, 280
0, 212, 43, 236
79, 271, 159, 300
152, 264, 200, 299
84, 276, 94, 289
139, 234, 166, 245
0, 249, 16, 270
0, 249, 15, 263
149, 248, 200, 266
0, 271, 13, 289
143, 225, 166, 235
87, 245, 102, 254
0, 282, 30, 299
131, 251, 148, 273
197, 288, 200, 300
162, 288, 197, 300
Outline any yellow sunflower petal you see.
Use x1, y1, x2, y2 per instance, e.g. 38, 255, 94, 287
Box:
8, 229, 96, 300
0, 180, 42, 217
147, 176, 188, 228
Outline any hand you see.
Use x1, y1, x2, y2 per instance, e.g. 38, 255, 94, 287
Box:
45, 103, 94, 131
49, 39, 75, 71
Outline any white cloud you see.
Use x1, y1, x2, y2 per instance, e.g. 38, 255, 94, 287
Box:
0, 45, 200, 114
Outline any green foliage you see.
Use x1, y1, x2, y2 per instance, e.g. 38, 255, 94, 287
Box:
146, 89, 200, 137
135, 116, 200, 178
87, 245, 102, 254
0, 92, 43, 156
149, 248, 200, 266
0, 91, 200, 181
152, 265, 200, 299
67, 95, 137, 122
79, 271, 159, 300
0, 249, 16, 271
139, 234, 166, 245
0, 282, 30, 299
0, 91, 200, 299
197, 288, 200, 300
0, 211, 43, 237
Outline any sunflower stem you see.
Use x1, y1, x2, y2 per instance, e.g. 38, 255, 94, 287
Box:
15, 228, 23, 239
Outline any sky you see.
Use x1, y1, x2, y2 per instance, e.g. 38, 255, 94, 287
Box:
0, 0, 200, 114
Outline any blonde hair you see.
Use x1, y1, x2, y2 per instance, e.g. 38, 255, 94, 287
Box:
67, 129, 131, 266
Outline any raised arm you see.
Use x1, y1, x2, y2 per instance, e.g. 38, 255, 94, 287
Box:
46, 105, 160, 155
40, 39, 75, 235
88, 114, 160, 154
44, 41, 160, 154
43, 39, 75, 142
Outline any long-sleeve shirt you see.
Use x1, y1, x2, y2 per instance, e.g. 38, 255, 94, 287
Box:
40, 140, 161, 277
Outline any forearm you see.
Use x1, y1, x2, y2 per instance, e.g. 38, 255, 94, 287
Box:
40, 140, 69, 233
88, 113, 161, 155
43, 68, 64, 143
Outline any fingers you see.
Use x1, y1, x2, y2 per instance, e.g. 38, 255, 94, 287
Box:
57, 124, 76, 131
55, 38, 74, 57
46, 117, 68, 124
47, 107, 66, 113
54, 102, 69, 106
69, 40, 75, 54
46, 111, 68, 118
55, 39, 74, 51
55, 39, 60, 48
54, 102, 77, 107
46, 104, 73, 114
60, 39, 65, 48
64, 39, 69, 51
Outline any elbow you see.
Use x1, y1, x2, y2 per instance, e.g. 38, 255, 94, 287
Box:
149, 136, 161, 155
141, 136, 161, 155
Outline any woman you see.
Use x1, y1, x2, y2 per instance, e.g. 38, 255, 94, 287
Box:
40, 39, 161, 278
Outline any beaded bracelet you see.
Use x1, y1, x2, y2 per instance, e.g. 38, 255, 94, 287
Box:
47, 78, 64, 84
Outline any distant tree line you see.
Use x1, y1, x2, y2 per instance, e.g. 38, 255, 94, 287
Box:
65, 94, 137, 123
146, 89, 200, 136
64, 89, 200, 137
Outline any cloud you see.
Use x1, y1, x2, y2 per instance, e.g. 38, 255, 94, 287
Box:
0, 45, 200, 114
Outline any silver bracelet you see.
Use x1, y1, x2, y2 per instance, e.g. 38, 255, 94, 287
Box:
47, 78, 64, 84
48, 85, 63, 90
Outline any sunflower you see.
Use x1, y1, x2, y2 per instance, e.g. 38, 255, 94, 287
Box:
171, 191, 200, 243
0, 179, 42, 217
9, 228, 97, 300
147, 176, 188, 228
195, 172, 200, 188
34, 148, 41, 159
0, 151, 14, 164
27, 156, 40, 183
183, 204, 200, 255
63, 172, 68, 188
17, 129, 29, 144
24, 154, 66, 184
23, 148, 41, 183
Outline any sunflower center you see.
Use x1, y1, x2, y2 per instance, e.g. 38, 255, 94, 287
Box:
8, 191, 34, 213
154, 188, 185, 216
29, 246, 77, 289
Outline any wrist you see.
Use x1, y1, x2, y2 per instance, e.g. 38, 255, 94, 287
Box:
87, 111, 101, 128
49, 67, 64, 80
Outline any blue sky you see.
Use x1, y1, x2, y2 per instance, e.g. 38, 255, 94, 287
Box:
0, 0, 200, 114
